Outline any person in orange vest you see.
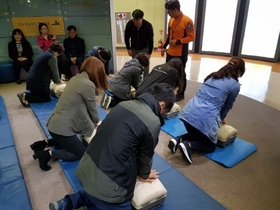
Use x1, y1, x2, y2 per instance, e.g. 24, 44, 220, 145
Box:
161, 0, 195, 101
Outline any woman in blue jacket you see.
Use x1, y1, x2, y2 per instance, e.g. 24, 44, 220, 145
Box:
168, 57, 246, 164
8, 29, 33, 84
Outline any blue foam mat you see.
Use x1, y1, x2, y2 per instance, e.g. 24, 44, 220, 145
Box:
0, 95, 5, 108
204, 138, 257, 167
51, 153, 226, 210
0, 178, 32, 210
0, 123, 14, 149
30, 99, 226, 209
0, 108, 10, 125
0, 95, 33, 210
161, 115, 257, 167
30, 97, 59, 117
0, 146, 23, 186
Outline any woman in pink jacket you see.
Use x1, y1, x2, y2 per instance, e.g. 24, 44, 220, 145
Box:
37, 23, 57, 51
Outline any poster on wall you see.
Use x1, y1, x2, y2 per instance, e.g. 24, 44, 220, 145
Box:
115, 12, 131, 45
11, 16, 65, 37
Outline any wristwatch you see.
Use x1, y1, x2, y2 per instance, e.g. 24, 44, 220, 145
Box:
176, 39, 181, 45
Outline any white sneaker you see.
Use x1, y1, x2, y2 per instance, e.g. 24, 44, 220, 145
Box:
100, 94, 107, 108
168, 138, 178, 153
104, 95, 112, 109
178, 143, 192, 164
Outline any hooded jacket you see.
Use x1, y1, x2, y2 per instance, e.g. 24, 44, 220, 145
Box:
109, 58, 143, 100
75, 93, 164, 203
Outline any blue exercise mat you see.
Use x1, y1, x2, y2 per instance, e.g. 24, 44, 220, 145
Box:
0, 146, 23, 186
48, 152, 226, 210
31, 99, 226, 209
204, 138, 257, 167
0, 95, 5, 108
30, 96, 59, 117
0, 95, 33, 210
161, 114, 257, 168
155, 153, 226, 210
0, 108, 10, 125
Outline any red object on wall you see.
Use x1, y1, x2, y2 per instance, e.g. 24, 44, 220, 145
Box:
157, 39, 163, 51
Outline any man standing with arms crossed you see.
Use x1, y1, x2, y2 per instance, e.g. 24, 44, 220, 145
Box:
161, 0, 195, 101
125, 9, 154, 78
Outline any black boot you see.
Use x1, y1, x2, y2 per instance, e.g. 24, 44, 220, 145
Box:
30, 140, 47, 153
47, 140, 57, 147
33, 150, 51, 171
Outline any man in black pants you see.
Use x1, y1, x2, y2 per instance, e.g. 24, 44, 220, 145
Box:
124, 9, 154, 78
161, 0, 195, 101
62, 25, 85, 80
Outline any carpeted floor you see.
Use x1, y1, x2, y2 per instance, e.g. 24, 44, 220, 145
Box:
0, 79, 280, 210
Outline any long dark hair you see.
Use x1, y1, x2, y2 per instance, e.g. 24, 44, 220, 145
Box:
11, 28, 27, 43
204, 57, 245, 82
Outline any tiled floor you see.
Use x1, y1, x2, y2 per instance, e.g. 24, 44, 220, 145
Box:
116, 49, 280, 111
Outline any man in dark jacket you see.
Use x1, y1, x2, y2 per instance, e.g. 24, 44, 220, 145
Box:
62, 25, 85, 80
17, 42, 65, 107
49, 83, 175, 210
136, 57, 184, 98
85, 46, 114, 79
125, 9, 154, 78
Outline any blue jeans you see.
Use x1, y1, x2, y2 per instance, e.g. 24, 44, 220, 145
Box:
49, 131, 86, 161
68, 190, 132, 210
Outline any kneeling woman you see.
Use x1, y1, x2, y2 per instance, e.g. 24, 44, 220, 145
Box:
168, 57, 246, 164
30, 57, 108, 171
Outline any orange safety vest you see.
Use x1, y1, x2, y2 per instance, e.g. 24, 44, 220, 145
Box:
164, 14, 195, 56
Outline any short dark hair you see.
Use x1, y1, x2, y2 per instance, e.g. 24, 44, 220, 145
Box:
38, 23, 48, 33
50, 41, 64, 54
67, 25, 76, 31
132, 9, 144, 20
99, 48, 112, 61
135, 52, 150, 68
148, 83, 176, 112
165, 0, 181, 11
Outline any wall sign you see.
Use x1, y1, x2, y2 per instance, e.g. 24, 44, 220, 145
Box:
11, 16, 65, 36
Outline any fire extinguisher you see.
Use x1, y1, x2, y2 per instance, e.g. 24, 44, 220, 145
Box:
157, 39, 163, 51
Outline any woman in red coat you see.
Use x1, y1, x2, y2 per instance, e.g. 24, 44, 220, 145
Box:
37, 23, 57, 51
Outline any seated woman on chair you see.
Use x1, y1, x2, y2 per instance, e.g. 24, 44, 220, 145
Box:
37, 23, 57, 51
100, 52, 150, 109
30, 56, 108, 171
168, 57, 246, 164
17, 42, 65, 107
8, 28, 33, 85
135, 57, 183, 97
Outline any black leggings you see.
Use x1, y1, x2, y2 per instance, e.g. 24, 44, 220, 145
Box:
181, 120, 216, 153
